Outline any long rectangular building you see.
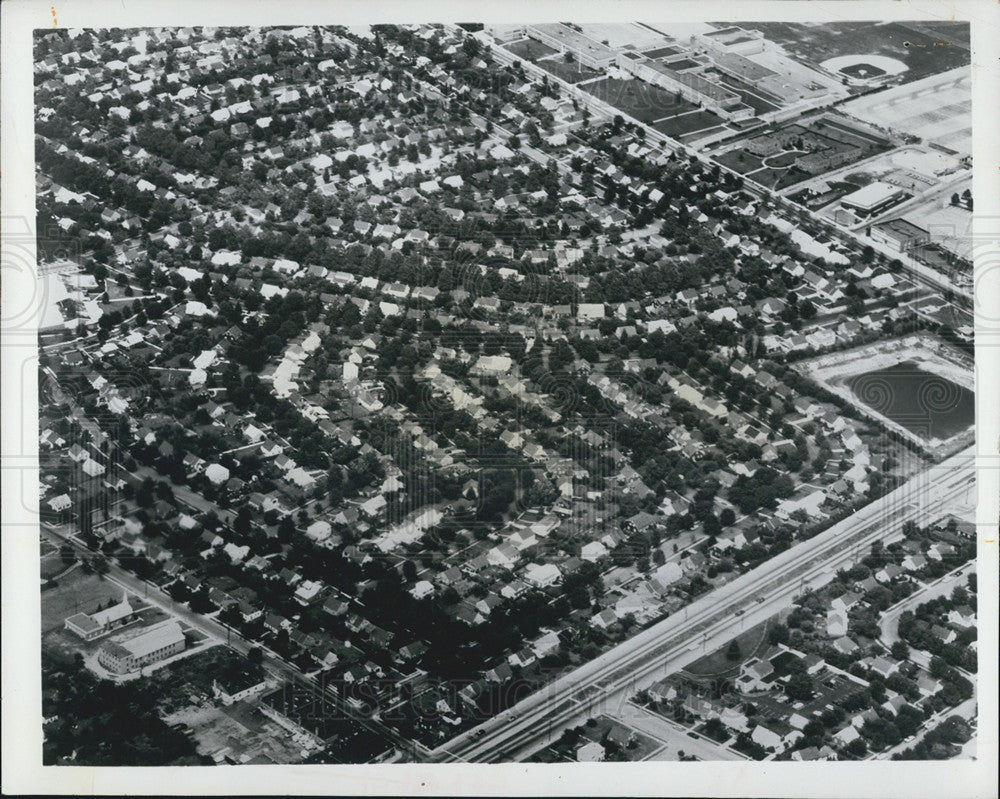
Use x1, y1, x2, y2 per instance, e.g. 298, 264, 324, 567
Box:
97, 620, 186, 674
526, 23, 617, 70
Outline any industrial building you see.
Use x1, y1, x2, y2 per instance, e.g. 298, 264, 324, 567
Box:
525, 24, 617, 70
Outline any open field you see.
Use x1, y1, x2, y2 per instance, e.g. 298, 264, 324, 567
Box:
714, 149, 765, 174
748, 21, 971, 85
653, 110, 727, 139
534, 57, 604, 84
841, 68, 971, 156
798, 336, 974, 456
682, 619, 773, 681
41, 567, 125, 633
579, 77, 702, 124
504, 38, 558, 62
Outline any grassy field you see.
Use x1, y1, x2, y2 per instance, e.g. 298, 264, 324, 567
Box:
41, 569, 126, 633
653, 110, 726, 138
504, 38, 558, 62
765, 150, 805, 168
682, 619, 772, 680
580, 78, 701, 124
714, 149, 765, 174
535, 57, 604, 84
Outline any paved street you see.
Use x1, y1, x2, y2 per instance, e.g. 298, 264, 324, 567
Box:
615, 702, 746, 762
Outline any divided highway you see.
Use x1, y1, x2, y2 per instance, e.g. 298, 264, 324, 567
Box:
433, 446, 974, 762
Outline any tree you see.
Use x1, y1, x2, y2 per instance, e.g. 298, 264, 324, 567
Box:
726, 640, 742, 661
890, 640, 910, 662
785, 672, 814, 701
247, 646, 264, 666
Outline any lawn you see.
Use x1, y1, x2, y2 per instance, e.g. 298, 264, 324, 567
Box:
748, 165, 809, 191
580, 78, 700, 124
652, 110, 726, 138
764, 150, 805, 168
678, 124, 728, 144
682, 619, 772, 680
714, 148, 765, 174
41, 568, 125, 633
504, 38, 559, 62
535, 57, 604, 84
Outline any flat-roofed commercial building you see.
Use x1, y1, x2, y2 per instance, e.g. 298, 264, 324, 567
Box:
616, 52, 747, 118
526, 23, 616, 69
870, 218, 931, 252
840, 181, 907, 217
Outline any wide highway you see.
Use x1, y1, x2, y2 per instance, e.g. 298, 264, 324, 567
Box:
432, 446, 975, 762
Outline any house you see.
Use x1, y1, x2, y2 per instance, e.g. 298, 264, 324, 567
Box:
927, 542, 957, 562
294, 579, 323, 605
875, 564, 903, 584
604, 723, 635, 749
826, 611, 849, 638
531, 630, 562, 659
930, 624, 957, 645
869, 656, 899, 679
580, 541, 608, 562
916, 673, 942, 697
737, 657, 775, 692
901, 554, 927, 572
832, 635, 858, 655
410, 580, 435, 600
751, 720, 800, 753
833, 725, 861, 748
576, 741, 605, 762
524, 562, 561, 588
830, 591, 862, 614
591, 609, 618, 629
947, 605, 975, 629
648, 679, 678, 703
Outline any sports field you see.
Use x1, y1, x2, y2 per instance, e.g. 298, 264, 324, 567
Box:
748, 21, 970, 85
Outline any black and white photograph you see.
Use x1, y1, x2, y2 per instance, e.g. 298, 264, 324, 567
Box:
2, 1, 997, 796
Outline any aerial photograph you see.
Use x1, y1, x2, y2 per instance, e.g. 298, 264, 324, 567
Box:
32, 20, 977, 767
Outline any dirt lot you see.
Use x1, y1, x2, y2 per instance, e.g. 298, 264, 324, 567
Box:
165, 699, 306, 765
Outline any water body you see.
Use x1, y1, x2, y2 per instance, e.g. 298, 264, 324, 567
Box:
847, 361, 974, 441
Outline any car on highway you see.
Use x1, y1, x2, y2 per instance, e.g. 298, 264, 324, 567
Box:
474, 729, 486, 737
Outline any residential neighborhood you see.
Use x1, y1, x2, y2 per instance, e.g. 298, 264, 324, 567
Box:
29, 19, 977, 769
